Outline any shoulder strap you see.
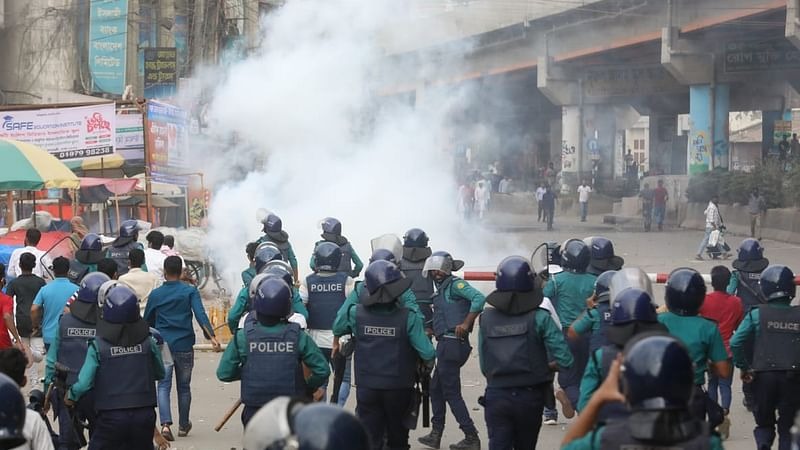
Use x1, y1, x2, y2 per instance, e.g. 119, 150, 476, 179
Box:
737, 273, 767, 304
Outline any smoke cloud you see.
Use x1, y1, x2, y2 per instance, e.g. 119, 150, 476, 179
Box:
198, 0, 525, 290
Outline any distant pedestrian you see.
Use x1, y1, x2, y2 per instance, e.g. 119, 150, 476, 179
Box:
542, 184, 557, 231
653, 179, 669, 231
577, 180, 592, 222
639, 182, 654, 232
747, 188, 766, 240
699, 265, 744, 439
474, 180, 490, 220
8, 229, 51, 280
535, 183, 546, 222
545, 162, 557, 186
696, 195, 722, 260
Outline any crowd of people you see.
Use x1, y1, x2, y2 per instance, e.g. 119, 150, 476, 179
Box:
1, 213, 800, 450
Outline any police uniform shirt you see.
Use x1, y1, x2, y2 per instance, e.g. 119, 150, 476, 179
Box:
658, 312, 728, 385
543, 272, 597, 328
731, 299, 797, 370
561, 424, 724, 450
332, 283, 420, 338
299, 274, 355, 349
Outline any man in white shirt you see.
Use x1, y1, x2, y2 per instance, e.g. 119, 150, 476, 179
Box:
7, 229, 51, 281
535, 183, 547, 222
144, 231, 168, 280
119, 248, 162, 306
696, 195, 722, 260
577, 180, 592, 222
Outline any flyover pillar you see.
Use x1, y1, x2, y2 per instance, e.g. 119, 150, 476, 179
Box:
688, 84, 729, 174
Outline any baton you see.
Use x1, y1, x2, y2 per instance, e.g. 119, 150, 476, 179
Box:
214, 398, 242, 432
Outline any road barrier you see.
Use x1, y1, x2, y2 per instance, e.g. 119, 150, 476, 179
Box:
463, 271, 800, 285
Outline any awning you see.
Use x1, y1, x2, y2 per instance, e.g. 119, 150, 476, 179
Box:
80, 177, 138, 195
116, 195, 179, 208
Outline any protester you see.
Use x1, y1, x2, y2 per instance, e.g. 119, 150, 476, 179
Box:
119, 249, 162, 304
748, 188, 767, 240
0, 265, 26, 354
639, 182, 654, 232
145, 231, 168, 280
653, 179, 669, 231
577, 180, 592, 222
474, 180, 490, 220
541, 184, 557, 231
67, 216, 89, 253
6, 253, 46, 389
161, 235, 181, 257
8, 229, 51, 280
535, 182, 546, 222
30, 257, 78, 351
696, 195, 722, 260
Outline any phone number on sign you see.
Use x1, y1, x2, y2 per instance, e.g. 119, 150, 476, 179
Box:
57, 146, 114, 160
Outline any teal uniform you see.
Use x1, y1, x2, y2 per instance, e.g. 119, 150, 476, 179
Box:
543, 272, 597, 328
309, 240, 363, 277
67, 337, 166, 402
216, 321, 330, 387
255, 235, 298, 272
436, 276, 486, 330
227, 286, 308, 333
561, 425, 724, 450
331, 303, 435, 362
658, 312, 728, 385
332, 281, 420, 335
577, 347, 605, 411
572, 308, 601, 336
241, 267, 256, 289
478, 308, 573, 373
730, 300, 793, 369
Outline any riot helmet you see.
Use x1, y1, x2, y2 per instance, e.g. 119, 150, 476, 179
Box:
79, 233, 103, 252
403, 228, 429, 248
665, 268, 706, 316
369, 248, 397, 264
422, 251, 465, 280
261, 261, 295, 287
101, 284, 140, 324
76, 272, 111, 304
495, 256, 535, 292
760, 265, 796, 301
96, 280, 121, 311
622, 334, 694, 411
119, 220, 139, 239
733, 238, 769, 273
609, 267, 653, 305
262, 213, 283, 233
365, 260, 404, 295
254, 243, 284, 273
584, 236, 624, 274
320, 217, 342, 236
370, 234, 403, 263
594, 270, 617, 303
560, 239, 590, 273
253, 277, 293, 319
610, 288, 658, 325
243, 397, 369, 450
0, 372, 26, 449
313, 242, 342, 272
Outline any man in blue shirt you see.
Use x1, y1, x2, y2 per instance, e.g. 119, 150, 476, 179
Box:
30, 257, 78, 350
144, 256, 221, 441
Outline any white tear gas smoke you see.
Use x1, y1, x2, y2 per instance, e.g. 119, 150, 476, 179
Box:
200, 0, 527, 290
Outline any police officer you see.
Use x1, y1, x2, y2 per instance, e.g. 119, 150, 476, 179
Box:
659, 268, 730, 425
568, 270, 616, 353
727, 238, 769, 410
217, 277, 330, 426
66, 283, 165, 450
68, 233, 104, 284
419, 250, 483, 450
542, 239, 595, 416
241, 241, 259, 289
301, 242, 354, 403
731, 264, 800, 450
479, 256, 573, 448
256, 213, 299, 281
0, 372, 26, 450
582, 237, 624, 276
105, 220, 142, 276
242, 397, 369, 450
576, 268, 666, 417
399, 228, 435, 330
228, 261, 308, 333
310, 217, 363, 278
332, 260, 435, 450
45, 272, 109, 449
562, 334, 723, 450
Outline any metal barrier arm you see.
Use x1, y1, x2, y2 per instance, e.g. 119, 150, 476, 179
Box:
462, 271, 800, 285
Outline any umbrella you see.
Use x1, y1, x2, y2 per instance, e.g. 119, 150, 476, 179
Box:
0, 139, 80, 190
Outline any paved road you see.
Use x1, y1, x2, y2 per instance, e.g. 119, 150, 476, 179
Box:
88, 219, 800, 449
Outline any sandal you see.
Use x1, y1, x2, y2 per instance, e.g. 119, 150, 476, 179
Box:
161, 425, 175, 442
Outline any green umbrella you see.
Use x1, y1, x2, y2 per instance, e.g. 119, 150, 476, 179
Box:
0, 139, 80, 190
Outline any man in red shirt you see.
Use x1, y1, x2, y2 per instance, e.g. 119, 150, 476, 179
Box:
699, 265, 744, 439
652, 179, 669, 231
0, 263, 26, 352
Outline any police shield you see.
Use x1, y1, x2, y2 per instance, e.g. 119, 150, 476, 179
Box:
530, 243, 549, 276
370, 234, 403, 262
609, 267, 653, 304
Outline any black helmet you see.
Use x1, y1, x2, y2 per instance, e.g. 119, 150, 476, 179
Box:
665, 268, 706, 316
80, 233, 102, 252
262, 213, 283, 233
0, 372, 26, 448
610, 288, 657, 325
369, 248, 397, 264
623, 335, 694, 411
119, 220, 138, 238
403, 228, 429, 248
320, 217, 342, 236
314, 242, 342, 272
243, 397, 369, 450
254, 243, 284, 273
253, 277, 293, 319
76, 272, 111, 304
495, 256, 535, 292
733, 238, 769, 273
584, 236, 624, 274
102, 284, 140, 324
365, 260, 403, 295
594, 270, 617, 303
760, 265, 796, 301
560, 239, 590, 273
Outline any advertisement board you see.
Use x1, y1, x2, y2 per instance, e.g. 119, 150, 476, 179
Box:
146, 101, 188, 185
89, 0, 128, 95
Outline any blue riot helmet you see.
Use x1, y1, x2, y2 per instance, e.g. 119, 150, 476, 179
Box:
760, 265, 796, 301
665, 268, 706, 316
594, 270, 617, 303
365, 260, 404, 295
320, 217, 342, 236
261, 261, 294, 287
101, 284, 140, 324
403, 228, 429, 248
369, 248, 397, 264
495, 256, 535, 292
80, 233, 103, 252
313, 242, 342, 272
76, 272, 111, 304
254, 243, 284, 273
560, 239, 590, 273
262, 213, 283, 233
422, 251, 465, 279
733, 238, 769, 273
253, 277, 293, 319
96, 280, 121, 312
584, 236, 624, 274
610, 289, 658, 325
622, 335, 694, 411
243, 397, 369, 450
119, 220, 138, 238
0, 372, 26, 449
